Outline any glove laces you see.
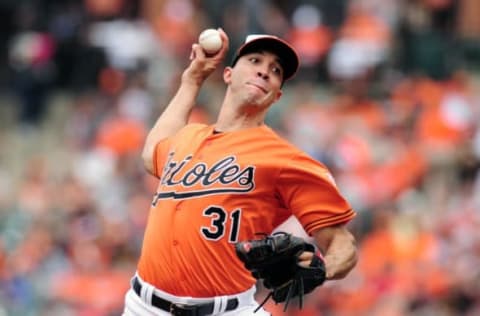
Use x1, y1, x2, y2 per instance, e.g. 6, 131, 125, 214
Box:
254, 276, 306, 313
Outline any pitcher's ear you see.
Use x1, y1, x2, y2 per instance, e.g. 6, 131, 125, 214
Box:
274, 90, 283, 103
223, 66, 232, 84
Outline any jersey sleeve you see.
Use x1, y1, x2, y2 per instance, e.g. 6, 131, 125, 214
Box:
276, 153, 356, 235
152, 137, 172, 178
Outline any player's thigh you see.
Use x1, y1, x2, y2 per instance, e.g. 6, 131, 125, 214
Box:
123, 288, 170, 316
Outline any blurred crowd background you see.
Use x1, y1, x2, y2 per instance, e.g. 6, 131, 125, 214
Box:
1, 0, 480, 315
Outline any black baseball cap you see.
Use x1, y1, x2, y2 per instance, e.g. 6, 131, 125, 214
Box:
231, 34, 299, 82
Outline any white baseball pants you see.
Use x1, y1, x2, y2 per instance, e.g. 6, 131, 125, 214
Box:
122, 275, 271, 316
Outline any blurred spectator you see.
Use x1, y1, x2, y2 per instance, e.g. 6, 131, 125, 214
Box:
144, 0, 199, 57
117, 69, 155, 125
286, 4, 333, 82
88, 19, 158, 72
8, 4, 56, 127
327, 1, 391, 82
50, 239, 131, 315
94, 109, 147, 157
395, 0, 458, 79
48, 1, 105, 92
85, 0, 126, 18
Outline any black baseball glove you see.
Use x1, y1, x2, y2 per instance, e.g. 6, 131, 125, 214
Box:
235, 232, 326, 312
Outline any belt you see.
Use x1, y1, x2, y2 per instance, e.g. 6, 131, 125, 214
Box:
132, 276, 239, 316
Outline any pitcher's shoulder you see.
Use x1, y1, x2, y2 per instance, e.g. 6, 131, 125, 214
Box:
260, 126, 307, 154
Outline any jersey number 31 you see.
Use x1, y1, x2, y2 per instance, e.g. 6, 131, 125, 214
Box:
201, 206, 241, 243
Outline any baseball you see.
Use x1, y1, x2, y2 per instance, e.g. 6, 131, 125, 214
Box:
198, 29, 222, 55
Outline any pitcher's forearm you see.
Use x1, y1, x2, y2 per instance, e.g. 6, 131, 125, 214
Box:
313, 225, 357, 280
141, 30, 229, 174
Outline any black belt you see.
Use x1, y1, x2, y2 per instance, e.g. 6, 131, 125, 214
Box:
132, 276, 239, 316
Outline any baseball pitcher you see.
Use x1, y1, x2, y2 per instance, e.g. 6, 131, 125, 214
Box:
123, 29, 357, 316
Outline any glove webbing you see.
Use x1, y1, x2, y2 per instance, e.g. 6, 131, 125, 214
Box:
254, 254, 324, 313
254, 276, 306, 313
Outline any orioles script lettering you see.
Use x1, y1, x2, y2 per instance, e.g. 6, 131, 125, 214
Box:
152, 152, 255, 203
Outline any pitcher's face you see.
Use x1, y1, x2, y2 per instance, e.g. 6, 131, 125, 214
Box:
224, 51, 283, 108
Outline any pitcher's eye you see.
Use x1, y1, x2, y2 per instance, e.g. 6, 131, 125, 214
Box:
272, 66, 283, 77
249, 57, 259, 63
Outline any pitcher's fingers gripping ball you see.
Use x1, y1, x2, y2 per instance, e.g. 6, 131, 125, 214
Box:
235, 232, 326, 312
198, 28, 223, 55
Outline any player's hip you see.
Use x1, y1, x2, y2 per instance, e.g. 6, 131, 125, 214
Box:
123, 273, 271, 315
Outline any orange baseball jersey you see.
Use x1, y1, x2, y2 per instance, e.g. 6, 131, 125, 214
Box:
137, 123, 355, 297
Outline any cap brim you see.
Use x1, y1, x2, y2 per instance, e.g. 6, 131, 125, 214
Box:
232, 36, 299, 82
